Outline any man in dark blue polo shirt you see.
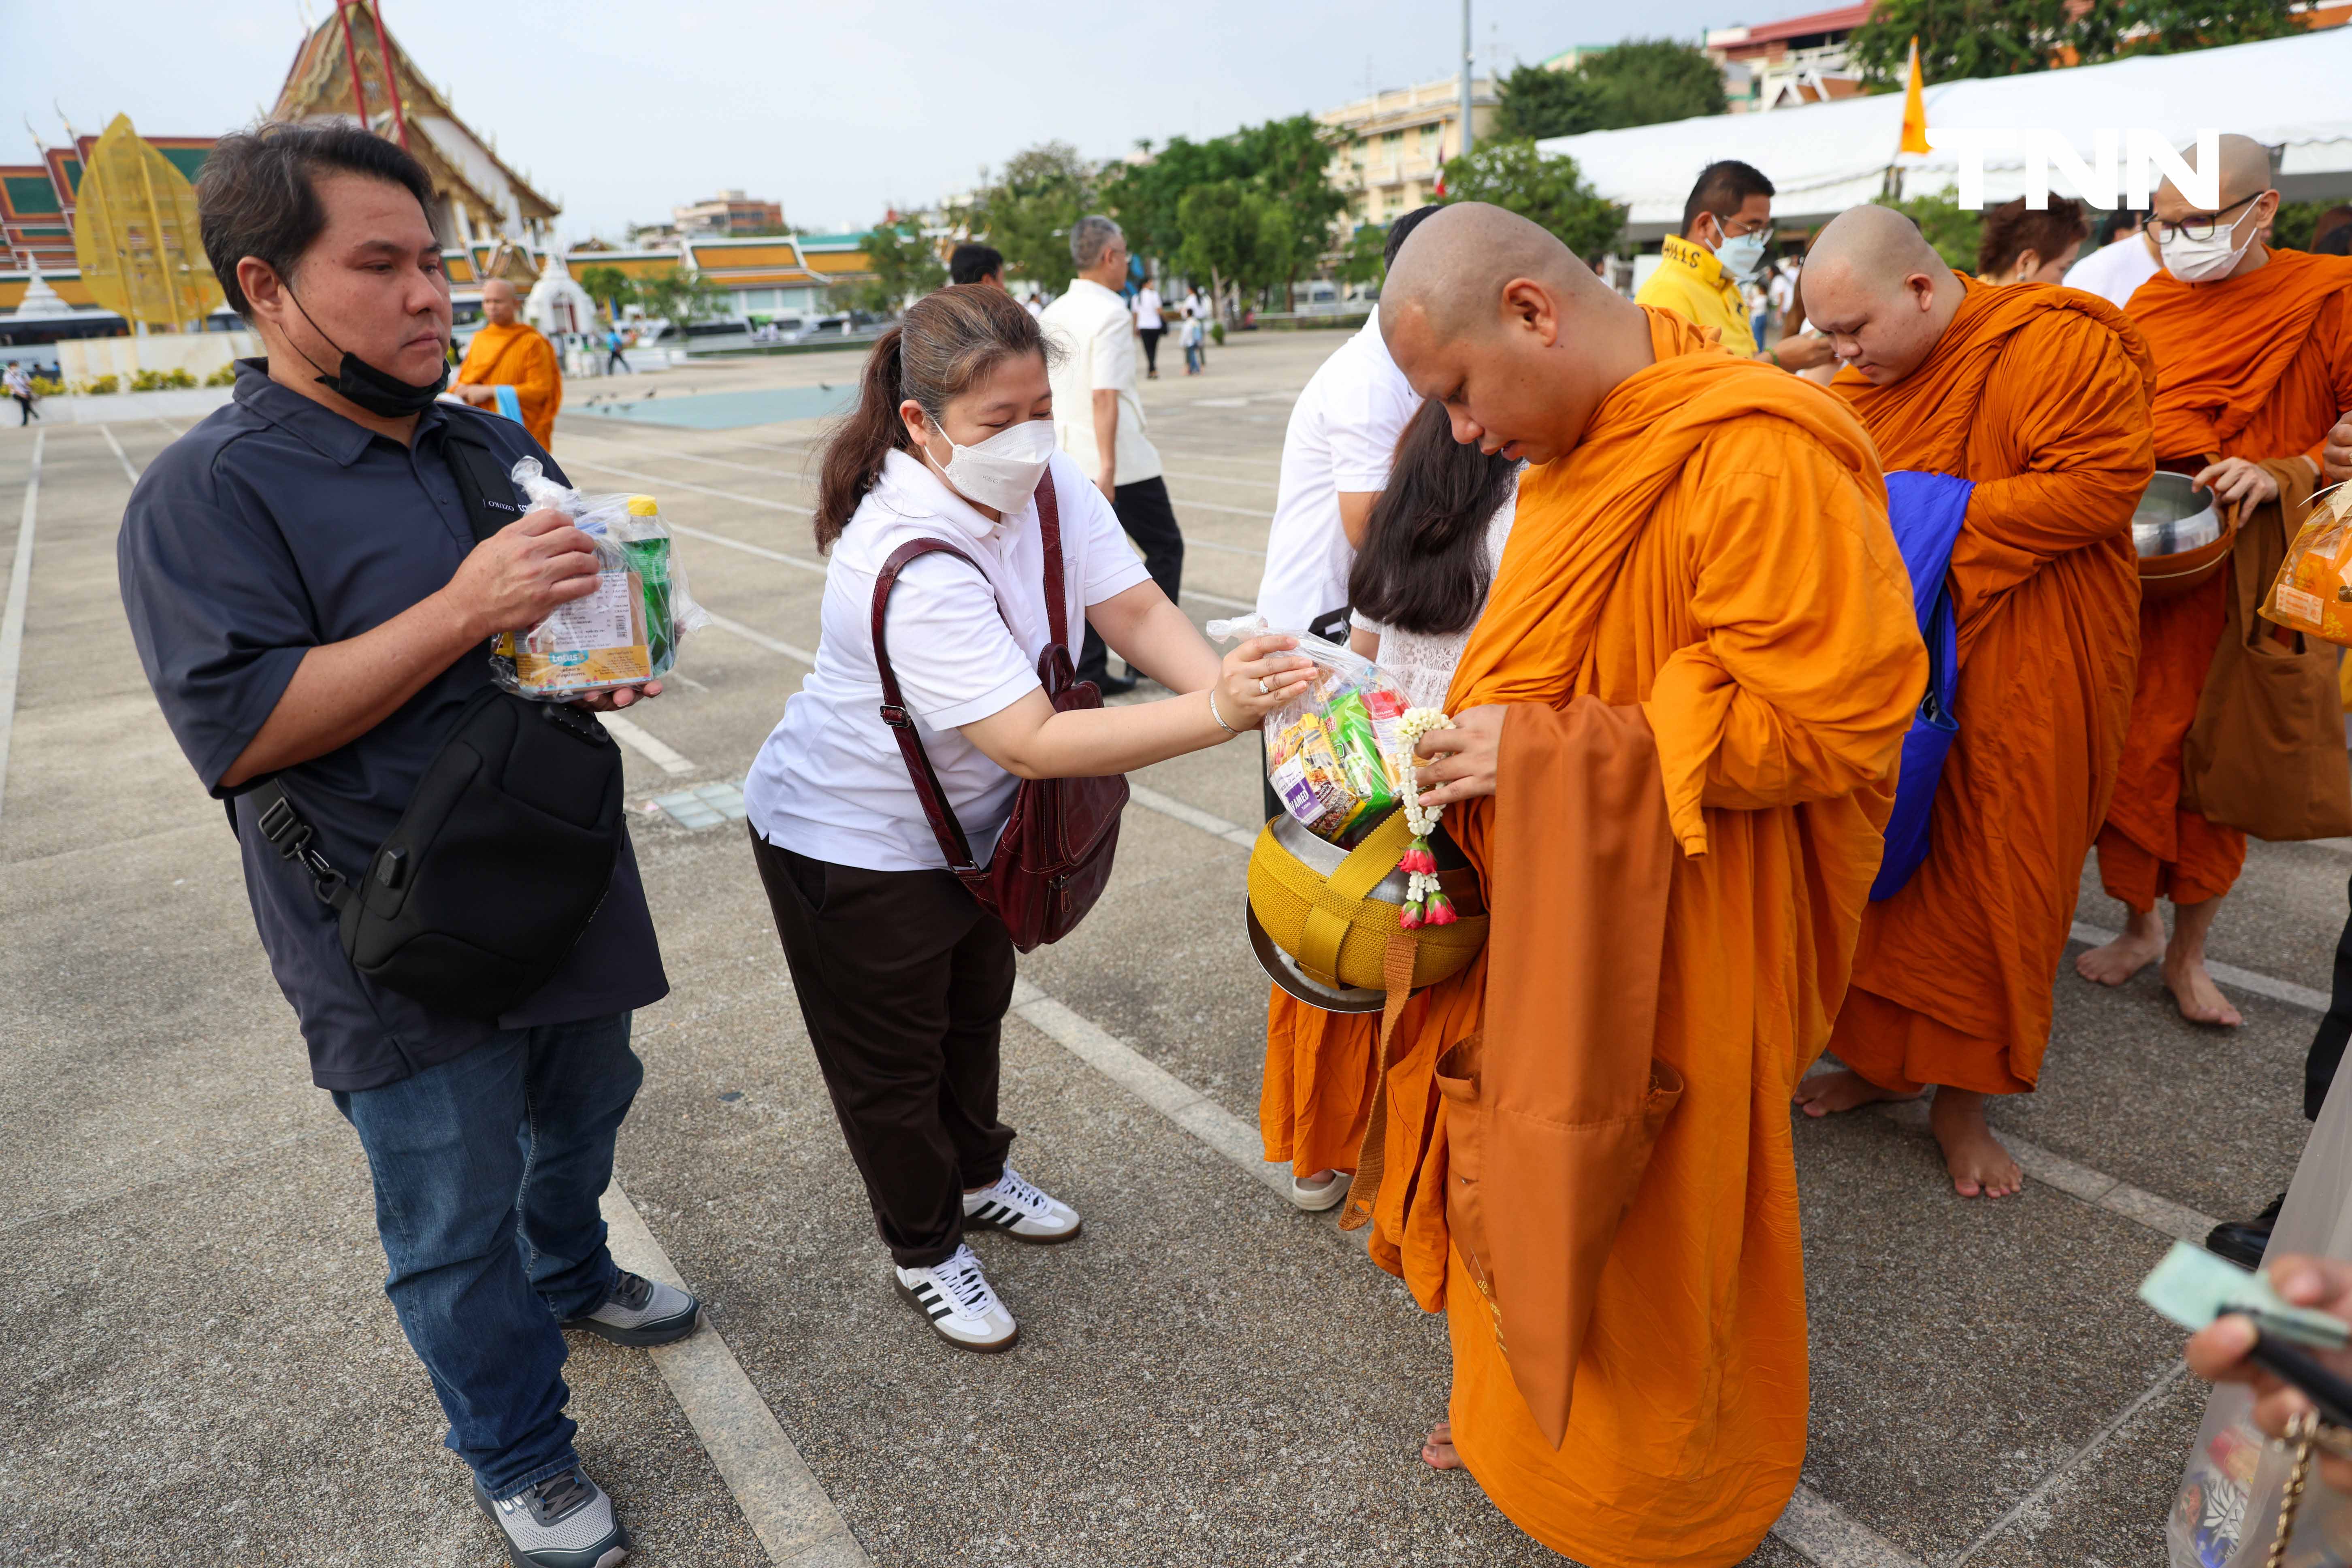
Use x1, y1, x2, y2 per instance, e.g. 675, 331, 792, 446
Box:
118, 122, 693, 1567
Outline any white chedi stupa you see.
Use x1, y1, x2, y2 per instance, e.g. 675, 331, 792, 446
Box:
526, 250, 596, 339
10, 252, 76, 320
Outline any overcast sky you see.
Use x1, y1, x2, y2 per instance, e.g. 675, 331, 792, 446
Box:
4, 0, 1743, 242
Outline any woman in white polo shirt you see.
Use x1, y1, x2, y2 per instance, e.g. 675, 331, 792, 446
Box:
744, 284, 1306, 1352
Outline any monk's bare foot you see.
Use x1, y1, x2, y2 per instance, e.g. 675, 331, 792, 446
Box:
2163, 954, 2243, 1028
2075, 910, 2163, 987
1929, 1089, 2023, 1199
1421, 1419, 1461, 1471
1792, 1068, 1919, 1118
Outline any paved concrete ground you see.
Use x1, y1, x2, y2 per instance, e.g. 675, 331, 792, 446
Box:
1, 332, 2331, 1566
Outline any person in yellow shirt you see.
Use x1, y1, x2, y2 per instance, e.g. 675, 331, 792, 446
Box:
1636, 160, 1835, 373
454, 278, 562, 450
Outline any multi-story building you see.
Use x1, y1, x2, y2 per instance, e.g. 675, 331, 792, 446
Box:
1317, 73, 1500, 226
673, 190, 787, 236
1704, 2, 1875, 113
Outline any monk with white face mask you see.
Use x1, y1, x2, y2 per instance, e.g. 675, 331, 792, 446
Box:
2077, 134, 2352, 1025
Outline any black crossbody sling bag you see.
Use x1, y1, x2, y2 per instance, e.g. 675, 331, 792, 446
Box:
231, 430, 626, 1021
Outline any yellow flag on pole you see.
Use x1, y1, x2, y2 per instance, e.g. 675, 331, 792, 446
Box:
1898, 36, 1931, 155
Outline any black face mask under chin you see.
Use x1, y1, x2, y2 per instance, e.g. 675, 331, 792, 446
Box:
283, 285, 449, 418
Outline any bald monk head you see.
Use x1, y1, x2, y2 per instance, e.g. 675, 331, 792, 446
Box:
1380, 202, 1655, 467
2152, 133, 2277, 285
1797, 205, 1963, 386
481, 278, 520, 327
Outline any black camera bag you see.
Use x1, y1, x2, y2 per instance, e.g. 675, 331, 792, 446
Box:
234, 428, 625, 1020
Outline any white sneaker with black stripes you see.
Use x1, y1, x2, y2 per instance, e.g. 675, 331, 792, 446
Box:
961, 1166, 1083, 1243
893, 1243, 1018, 1352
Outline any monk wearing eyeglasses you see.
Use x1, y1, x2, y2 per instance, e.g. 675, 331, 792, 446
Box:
2077, 133, 2352, 1025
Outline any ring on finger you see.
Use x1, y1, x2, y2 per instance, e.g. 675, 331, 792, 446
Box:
1257, 677, 1269, 695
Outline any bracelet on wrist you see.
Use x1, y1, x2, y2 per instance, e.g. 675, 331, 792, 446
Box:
1207, 688, 1243, 736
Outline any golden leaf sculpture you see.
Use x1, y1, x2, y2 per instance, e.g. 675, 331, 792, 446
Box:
72, 113, 224, 330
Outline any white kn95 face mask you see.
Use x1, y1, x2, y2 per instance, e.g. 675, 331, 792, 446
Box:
923, 413, 1055, 513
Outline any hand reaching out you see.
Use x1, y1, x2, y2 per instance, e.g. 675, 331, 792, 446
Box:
2186, 1253, 2352, 1493
1213, 635, 1312, 731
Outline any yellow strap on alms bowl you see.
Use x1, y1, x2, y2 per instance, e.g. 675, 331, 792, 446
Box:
1294, 808, 1415, 983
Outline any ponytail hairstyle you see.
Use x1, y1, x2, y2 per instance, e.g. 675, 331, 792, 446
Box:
1346, 399, 1520, 636
814, 283, 1052, 551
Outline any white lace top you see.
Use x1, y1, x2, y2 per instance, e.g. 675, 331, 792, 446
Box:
1351, 471, 1521, 711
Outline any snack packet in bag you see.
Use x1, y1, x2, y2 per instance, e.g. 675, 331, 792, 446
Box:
2260, 483, 2352, 647
491, 458, 711, 700
1206, 615, 1417, 848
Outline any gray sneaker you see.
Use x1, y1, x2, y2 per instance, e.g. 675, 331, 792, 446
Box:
473, 1467, 629, 1568
562, 1269, 700, 1347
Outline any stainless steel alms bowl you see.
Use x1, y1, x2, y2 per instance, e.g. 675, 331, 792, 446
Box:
2133, 470, 2223, 560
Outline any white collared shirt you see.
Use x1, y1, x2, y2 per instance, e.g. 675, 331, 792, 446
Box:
744, 446, 1152, 871
1254, 305, 1419, 630
1040, 277, 1163, 484
2062, 231, 2163, 310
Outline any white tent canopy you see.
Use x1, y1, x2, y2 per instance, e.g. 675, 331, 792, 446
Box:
1535, 28, 2352, 238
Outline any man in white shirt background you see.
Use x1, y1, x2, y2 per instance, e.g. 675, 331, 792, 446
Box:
1040, 214, 1183, 695
2062, 209, 2162, 307
1249, 203, 1435, 814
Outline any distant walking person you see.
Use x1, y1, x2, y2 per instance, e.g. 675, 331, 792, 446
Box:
1185, 284, 1212, 367
603, 324, 631, 374
746, 283, 1309, 1353
1040, 214, 1182, 695
1181, 307, 1204, 375
950, 242, 1006, 289
1133, 277, 1165, 378
117, 122, 693, 1568
4, 360, 36, 424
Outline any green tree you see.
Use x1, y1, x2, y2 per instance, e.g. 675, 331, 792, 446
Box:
633, 266, 726, 334
2271, 199, 2339, 252
1874, 187, 1983, 271
1176, 180, 1278, 320
1848, 0, 2070, 85
970, 142, 1095, 294
1494, 43, 1725, 141
1335, 222, 1388, 288
1494, 62, 1595, 141
855, 221, 946, 314
1104, 113, 1348, 306
1223, 115, 1350, 234
576, 264, 638, 320
2069, 0, 2299, 60
1573, 41, 1727, 128
1437, 141, 1625, 261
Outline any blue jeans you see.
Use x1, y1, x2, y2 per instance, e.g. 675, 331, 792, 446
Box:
332, 1012, 642, 1498
1183, 341, 1204, 373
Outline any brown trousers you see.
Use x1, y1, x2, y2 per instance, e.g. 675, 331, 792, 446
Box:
749, 829, 1016, 1268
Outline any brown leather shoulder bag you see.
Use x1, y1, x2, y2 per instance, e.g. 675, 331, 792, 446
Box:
869, 472, 1127, 950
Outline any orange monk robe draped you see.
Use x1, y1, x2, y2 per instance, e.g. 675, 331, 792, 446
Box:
1369, 311, 1924, 1568
1827, 277, 2155, 1097
2099, 251, 2352, 910
1260, 989, 1373, 1178
458, 319, 564, 450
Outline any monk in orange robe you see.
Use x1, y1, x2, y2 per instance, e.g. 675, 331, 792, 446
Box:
1260, 994, 1375, 1199
2078, 134, 2352, 1024
1365, 203, 1924, 1566
455, 278, 563, 450
1788, 206, 2154, 1198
